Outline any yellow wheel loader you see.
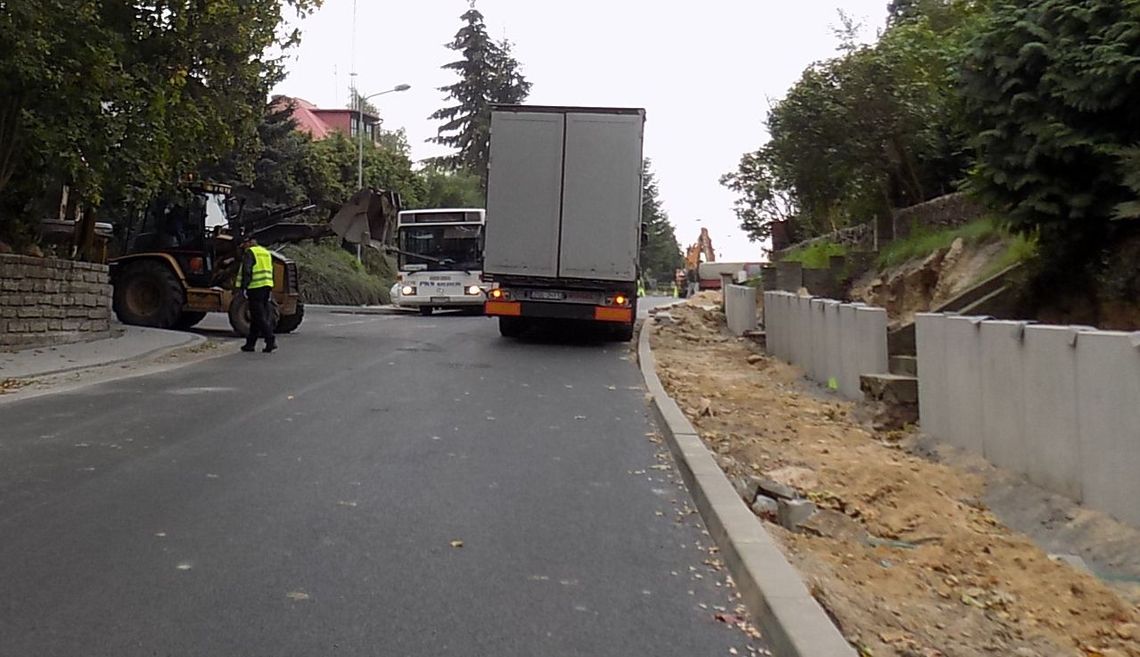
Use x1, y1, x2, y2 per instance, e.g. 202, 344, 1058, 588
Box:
109, 183, 399, 336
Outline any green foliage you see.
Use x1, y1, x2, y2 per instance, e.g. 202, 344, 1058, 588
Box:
415, 167, 485, 209
0, 0, 319, 244
639, 159, 683, 283
723, 2, 986, 242
876, 217, 1005, 268
962, 0, 1140, 264
281, 241, 391, 306
781, 241, 849, 270
983, 233, 1038, 279
429, 8, 532, 187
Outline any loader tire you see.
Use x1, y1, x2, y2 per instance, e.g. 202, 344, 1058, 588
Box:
276, 302, 304, 334
173, 311, 208, 330
228, 294, 281, 338
113, 261, 185, 329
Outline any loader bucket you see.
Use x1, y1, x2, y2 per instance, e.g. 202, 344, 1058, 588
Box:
329, 188, 401, 249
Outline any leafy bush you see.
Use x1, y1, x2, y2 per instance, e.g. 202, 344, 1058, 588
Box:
280, 241, 391, 306
962, 0, 1140, 263
781, 241, 848, 269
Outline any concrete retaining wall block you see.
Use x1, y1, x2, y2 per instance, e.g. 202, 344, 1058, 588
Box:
915, 314, 949, 441
1076, 331, 1140, 526
979, 321, 1029, 472
1022, 325, 1088, 500
943, 316, 986, 454
725, 285, 758, 337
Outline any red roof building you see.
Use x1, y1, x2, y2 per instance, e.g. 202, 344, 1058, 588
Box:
273, 96, 381, 143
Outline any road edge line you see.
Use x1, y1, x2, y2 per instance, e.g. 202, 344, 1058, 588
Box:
638, 319, 857, 657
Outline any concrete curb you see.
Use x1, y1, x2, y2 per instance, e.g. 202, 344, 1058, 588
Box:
307, 304, 404, 315
7, 331, 206, 380
638, 320, 857, 657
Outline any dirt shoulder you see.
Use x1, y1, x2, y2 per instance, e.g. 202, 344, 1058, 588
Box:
650, 302, 1139, 657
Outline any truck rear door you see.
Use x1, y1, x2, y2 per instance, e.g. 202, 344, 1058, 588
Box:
558, 111, 644, 282
484, 111, 565, 279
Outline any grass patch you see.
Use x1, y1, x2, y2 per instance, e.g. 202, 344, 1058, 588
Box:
781, 241, 848, 269
280, 241, 393, 306
877, 217, 1007, 270
980, 232, 1038, 280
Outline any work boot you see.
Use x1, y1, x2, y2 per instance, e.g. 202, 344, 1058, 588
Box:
241, 344, 256, 353
263, 342, 277, 353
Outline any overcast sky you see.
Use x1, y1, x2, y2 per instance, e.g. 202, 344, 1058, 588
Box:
274, 1, 888, 262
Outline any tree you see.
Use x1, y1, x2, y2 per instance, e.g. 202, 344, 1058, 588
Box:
429, 6, 531, 187
721, 1, 984, 242
416, 167, 485, 209
720, 147, 797, 242
0, 0, 320, 245
639, 160, 682, 285
962, 0, 1140, 264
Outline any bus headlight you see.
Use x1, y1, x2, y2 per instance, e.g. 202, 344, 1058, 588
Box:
466, 285, 482, 296
401, 285, 415, 296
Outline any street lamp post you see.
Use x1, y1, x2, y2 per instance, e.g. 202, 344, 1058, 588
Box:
352, 83, 409, 262
356, 84, 411, 190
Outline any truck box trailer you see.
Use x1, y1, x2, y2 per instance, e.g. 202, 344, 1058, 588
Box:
482, 105, 645, 341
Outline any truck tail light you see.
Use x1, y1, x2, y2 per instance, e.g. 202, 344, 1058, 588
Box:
489, 288, 510, 300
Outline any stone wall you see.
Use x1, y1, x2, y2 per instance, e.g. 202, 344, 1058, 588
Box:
0, 254, 113, 351
891, 192, 986, 241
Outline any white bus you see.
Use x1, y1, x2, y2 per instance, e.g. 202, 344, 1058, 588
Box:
392, 208, 486, 315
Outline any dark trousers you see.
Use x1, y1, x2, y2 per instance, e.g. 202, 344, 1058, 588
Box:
245, 287, 276, 348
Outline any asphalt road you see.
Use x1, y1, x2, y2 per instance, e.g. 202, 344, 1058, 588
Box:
0, 304, 766, 657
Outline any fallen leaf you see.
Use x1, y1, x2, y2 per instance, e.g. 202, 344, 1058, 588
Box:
450, 539, 464, 548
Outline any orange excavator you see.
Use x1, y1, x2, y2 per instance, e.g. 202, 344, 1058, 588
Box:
676, 227, 715, 296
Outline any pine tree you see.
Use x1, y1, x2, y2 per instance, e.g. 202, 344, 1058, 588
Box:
639, 159, 683, 287
429, 5, 530, 187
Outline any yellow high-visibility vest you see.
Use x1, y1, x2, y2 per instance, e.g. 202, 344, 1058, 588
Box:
239, 245, 275, 289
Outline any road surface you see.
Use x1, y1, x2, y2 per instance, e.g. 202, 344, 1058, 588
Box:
0, 305, 766, 656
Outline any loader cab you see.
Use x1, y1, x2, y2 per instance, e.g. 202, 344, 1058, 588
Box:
120, 182, 236, 288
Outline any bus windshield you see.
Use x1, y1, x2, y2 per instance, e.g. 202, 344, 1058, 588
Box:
399, 224, 483, 271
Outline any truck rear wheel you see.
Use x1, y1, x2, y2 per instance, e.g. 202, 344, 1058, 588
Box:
112, 261, 185, 329
611, 323, 635, 343
499, 316, 525, 338
276, 302, 304, 334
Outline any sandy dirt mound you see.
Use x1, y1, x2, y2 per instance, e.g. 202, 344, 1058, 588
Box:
651, 302, 1140, 657
850, 238, 1008, 329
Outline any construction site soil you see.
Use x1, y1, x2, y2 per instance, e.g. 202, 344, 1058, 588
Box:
650, 300, 1140, 657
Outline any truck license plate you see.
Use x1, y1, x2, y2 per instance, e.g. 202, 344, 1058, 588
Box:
431, 296, 450, 303
530, 290, 565, 300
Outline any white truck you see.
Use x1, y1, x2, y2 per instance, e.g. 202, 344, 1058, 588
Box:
482, 105, 645, 341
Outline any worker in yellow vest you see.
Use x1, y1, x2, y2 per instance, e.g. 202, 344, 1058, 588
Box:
238, 236, 277, 353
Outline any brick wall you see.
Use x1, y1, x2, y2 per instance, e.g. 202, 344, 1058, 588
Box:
0, 254, 113, 351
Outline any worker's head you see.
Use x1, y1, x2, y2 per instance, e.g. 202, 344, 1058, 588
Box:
241, 235, 257, 249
